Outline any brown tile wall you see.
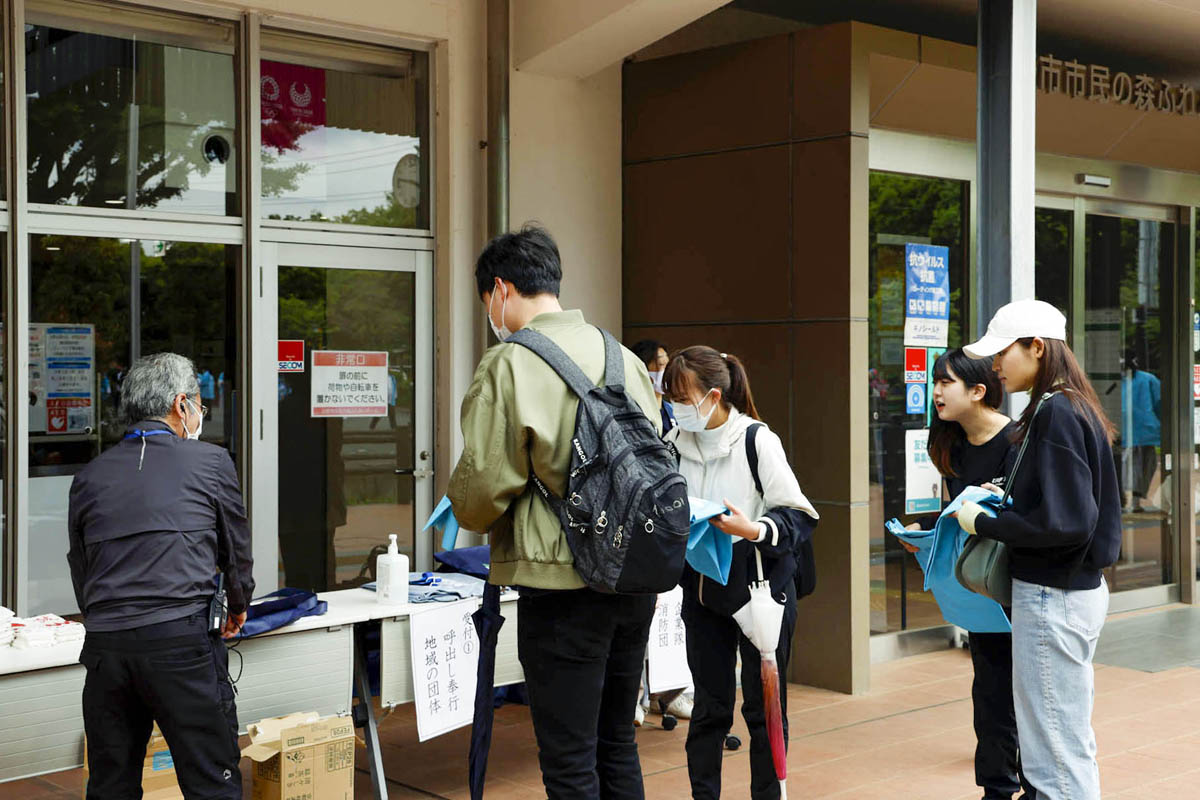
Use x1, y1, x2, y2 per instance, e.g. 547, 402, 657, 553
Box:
623, 24, 869, 693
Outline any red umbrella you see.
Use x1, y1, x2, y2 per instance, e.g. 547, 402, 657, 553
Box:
732, 552, 788, 796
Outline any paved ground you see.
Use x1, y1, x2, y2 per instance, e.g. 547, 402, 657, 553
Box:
6, 604, 1200, 799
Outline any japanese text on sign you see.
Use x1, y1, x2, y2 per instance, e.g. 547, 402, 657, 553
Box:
905, 429, 942, 515
903, 244, 950, 348
410, 599, 480, 742
1038, 53, 1200, 117
310, 351, 388, 417
647, 587, 692, 693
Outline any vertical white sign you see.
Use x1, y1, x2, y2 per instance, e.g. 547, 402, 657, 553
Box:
410, 599, 480, 742
905, 429, 942, 514
647, 587, 692, 693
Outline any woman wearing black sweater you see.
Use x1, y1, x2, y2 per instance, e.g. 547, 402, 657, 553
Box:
904, 349, 1032, 800
958, 300, 1120, 800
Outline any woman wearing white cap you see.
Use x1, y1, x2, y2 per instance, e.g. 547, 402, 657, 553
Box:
957, 299, 1120, 800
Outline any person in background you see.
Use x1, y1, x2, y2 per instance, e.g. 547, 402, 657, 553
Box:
631, 339, 675, 434
664, 346, 818, 800
629, 338, 687, 727
1119, 348, 1161, 512
198, 367, 216, 418
958, 300, 1120, 800
68, 353, 253, 800
899, 349, 1033, 800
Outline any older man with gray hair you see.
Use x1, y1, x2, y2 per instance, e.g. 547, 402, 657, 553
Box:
68, 352, 253, 800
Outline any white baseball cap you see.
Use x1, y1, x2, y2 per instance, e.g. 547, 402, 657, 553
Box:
964, 299, 1067, 358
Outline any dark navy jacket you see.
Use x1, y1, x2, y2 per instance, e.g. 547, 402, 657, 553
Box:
67, 420, 255, 631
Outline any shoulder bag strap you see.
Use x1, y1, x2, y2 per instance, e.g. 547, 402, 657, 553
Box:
1000, 391, 1055, 505
598, 328, 625, 391
745, 423, 765, 496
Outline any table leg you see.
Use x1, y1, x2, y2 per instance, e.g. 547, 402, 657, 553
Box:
353, 625, 388, 800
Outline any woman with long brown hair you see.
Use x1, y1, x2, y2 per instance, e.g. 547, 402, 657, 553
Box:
663, 346, 818, 799
958, 299, 1120, 800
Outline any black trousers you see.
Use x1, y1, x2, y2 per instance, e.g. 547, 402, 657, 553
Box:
80, 613, 241, 800
969, 631, 1035, 800
682, 588, 796, 800
517, 589, 656, 800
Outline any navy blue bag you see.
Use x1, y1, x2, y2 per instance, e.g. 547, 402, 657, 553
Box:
236, 588, 328, 638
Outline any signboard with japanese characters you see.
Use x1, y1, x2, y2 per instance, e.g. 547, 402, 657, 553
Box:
28, 324, 95, 434
903, 244, 950, 348
1038, 53, 1200, 116
310, 350, 388, 417
647, 587, 693, 694
410, 599, 480, 742
905, 429, 942, 515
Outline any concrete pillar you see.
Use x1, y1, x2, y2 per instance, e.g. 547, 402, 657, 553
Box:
976, 0, 1037, 330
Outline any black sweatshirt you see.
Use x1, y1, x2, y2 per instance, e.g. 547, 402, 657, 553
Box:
974, 392, 1121, 590
918, 421, 1018, 531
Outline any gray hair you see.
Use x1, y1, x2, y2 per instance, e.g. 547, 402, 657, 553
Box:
122, 353, 201, 423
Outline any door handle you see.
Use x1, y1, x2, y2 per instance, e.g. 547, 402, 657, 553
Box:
395, 468, 433, 479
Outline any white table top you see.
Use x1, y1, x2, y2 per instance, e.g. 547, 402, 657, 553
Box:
0, 587, 519, 676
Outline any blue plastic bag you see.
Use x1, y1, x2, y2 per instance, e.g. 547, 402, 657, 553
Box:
424, 495, 460, 551
686, 496, 733, 585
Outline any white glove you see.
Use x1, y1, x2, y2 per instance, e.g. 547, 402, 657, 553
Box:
957, 500, 984, 535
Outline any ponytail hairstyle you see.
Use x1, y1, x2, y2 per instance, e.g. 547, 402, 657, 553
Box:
1014, 337, 1116, 442
663, 345, 761, 420
926, 348, 1003, 477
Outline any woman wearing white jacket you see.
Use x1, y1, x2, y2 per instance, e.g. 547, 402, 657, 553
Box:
664, 346, 819, 800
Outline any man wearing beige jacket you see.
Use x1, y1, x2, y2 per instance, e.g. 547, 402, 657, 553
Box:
449, 224, 662, 800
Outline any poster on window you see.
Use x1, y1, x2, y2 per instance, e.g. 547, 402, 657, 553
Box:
310, 351, 388, 417
261, 60, 326, 153
903, 244, 950, 348
647, 587, 693, 694
905, 428, 941, 514
410, 599, 480, 742
29, 324, 95, 434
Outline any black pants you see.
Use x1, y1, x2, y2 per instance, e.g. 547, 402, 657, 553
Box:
517, 589, 656, 800
969, 631, 1035, 800
682, 589, 796, 800
80, 613, 241, 800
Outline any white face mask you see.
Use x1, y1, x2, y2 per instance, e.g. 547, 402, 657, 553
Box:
674, 389, 716, 432
184, 398, 203, 441
487, 284, 513, 342
648, 370, 665, 394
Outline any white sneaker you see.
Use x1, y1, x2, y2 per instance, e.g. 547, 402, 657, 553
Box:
633, 702, 645, 727
662, 693, 693, 720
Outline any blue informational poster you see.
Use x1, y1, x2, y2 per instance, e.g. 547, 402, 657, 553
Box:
906, 382, 926, 415
903, 244, 951, 347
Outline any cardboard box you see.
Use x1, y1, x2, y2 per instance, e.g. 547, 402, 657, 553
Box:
242, 712, 356, 800
82, 726, 183, 800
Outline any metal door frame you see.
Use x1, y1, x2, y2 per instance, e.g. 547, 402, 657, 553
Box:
254, 241, 434, 595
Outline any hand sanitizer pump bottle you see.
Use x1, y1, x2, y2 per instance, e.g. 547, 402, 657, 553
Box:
376, 534, 409, 605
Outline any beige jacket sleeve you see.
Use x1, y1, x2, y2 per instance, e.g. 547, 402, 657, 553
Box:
447, 349, 530, 533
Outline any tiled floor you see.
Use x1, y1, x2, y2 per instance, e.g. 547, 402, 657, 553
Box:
6, 604, 1200, 799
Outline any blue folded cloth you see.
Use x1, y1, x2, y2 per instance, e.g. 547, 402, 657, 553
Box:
686, 497, 733, 585
886, 485, 1011, 633
424, 495, 460, 551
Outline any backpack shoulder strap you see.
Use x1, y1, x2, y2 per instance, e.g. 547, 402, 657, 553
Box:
745, 423, 765, 497
506, 328, 596, 398
598, 328, 625, 391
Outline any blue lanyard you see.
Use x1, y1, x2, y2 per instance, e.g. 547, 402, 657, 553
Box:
124, 429, 174, 441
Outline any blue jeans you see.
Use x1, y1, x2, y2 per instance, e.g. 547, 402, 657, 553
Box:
1011, 576, 1109, 800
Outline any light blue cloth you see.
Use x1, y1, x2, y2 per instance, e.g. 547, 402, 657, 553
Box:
424, 495, 460, 551
887, 485, 1011, 633
423, 494, 735, 585
363, 572, 486, 603
686, 497, 733, 585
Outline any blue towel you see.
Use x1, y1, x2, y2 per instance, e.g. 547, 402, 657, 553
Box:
424, 495, 734, 585
686, 497, 733, 585
887, 485, 1011, 633
424, 495, 461, 551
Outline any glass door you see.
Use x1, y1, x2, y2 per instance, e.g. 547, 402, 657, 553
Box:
1084, 208, 1178, 593
259, 242, 432, 593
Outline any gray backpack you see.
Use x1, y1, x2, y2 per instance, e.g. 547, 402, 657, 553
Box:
507, 327, 690, 594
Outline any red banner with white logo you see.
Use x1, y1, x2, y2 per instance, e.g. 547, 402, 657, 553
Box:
261, 60, 326, 152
